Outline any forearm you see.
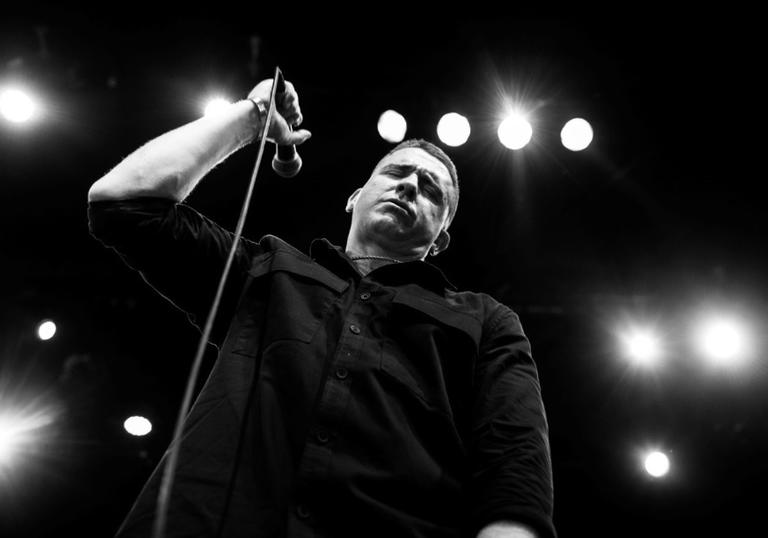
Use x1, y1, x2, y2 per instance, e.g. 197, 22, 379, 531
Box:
88, 99, 261, 203
472, 308, 555, 538
477, 521, 537, 538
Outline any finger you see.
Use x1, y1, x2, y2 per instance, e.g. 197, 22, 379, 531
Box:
287, 112, 303, 127
270, 109, 300, 131
278, 81, 296, 107
284, 81, 297, 99
287, 129, 312, 145
282, 81, 301, 107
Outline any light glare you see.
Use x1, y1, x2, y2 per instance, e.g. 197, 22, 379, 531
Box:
0, 87, 38, 123
123, 415, 152, 436
36, 320, 57, 341
377, 109, 407, 143
644, 450, 670, 477
0, 424, 16, 465
695, 315, 751, 366
203, 97, 233, 117
0, 409, 54, 467
621, 328, 662, 366
560, 117, 594, 151
497, 113, 532, 150
436, 112, 470, 147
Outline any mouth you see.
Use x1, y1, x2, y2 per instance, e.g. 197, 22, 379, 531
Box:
382, 199, 415, 220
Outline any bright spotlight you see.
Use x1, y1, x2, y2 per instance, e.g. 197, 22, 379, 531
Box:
0, 409, 54, 467
436, 112, 470, 147
203, 97, 233, 117
0, 425, 16, 465
694, 314, 752, 367
377, 109, 407, 143
0, 87, 39, 124
560, 117, 594, 151
497, 113, 532, 150
123, 415, 152, 437
620, 327, 663, 366
36, 320, 57, 341
643, 450, 670, 478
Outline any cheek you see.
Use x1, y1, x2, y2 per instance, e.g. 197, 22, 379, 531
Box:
427, 204, 446, 225
360, 184, 383, 204
360, 195, 380, 216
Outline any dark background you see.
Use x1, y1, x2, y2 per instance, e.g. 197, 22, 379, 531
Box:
1, 10, 765, 537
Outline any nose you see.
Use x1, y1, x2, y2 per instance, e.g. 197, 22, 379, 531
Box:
396, 173, 418, 199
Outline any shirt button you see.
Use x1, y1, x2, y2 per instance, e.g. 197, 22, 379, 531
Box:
316, 431, 329, 443
349, 324, 360, 334
359, 291, 371, 300
296, 504, 310, 519
335, 367, 349, 380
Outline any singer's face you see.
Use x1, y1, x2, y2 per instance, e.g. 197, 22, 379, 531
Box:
347, 148, 454, 257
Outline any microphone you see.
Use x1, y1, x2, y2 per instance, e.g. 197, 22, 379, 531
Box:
271, 70, 302, 178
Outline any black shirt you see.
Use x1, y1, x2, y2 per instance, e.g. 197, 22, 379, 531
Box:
87, 197, 556, 538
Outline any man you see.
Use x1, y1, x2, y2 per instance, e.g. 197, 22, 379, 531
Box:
88, 77, 556, 538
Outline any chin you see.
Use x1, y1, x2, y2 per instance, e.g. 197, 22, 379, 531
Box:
368, 217, 412, 241
366, 221, 428, 254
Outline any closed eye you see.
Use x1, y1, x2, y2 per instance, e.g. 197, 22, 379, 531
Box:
381, 164, 412, 178
382, 164, 444, 205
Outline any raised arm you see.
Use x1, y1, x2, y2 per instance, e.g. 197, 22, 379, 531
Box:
87, 78, 311, 203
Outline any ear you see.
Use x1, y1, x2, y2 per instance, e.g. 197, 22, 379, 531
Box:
346, 188, 362, 213
431, 229, 451, 256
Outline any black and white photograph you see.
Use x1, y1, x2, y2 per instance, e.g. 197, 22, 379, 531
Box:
0, 10, 763, 538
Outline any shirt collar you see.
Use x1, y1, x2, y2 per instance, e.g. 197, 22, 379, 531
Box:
309, 238, 457, 293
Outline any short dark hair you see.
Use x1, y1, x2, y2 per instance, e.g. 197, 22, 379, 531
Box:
378, 139, 459, 228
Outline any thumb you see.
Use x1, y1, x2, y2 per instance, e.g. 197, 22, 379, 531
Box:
286, 129, 312, 146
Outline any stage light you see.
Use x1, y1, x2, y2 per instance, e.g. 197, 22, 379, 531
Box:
497, 112, 532, 150
203, 97, 233, 117
560, 117, 593, 151
0, 408, 55, 468
436, 112, 470, 147
0, 86, 40, 124
377, 109, 407, 143
36, 320, 56, 341
643, 450, 670, 478
620, 327, 663, 366
693, 314, 753, 368
0, 424, 15, 465
123, 415, 152, 437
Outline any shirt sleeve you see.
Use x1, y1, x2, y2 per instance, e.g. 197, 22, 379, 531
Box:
87, 197, 264, 346
468, 306, 556, 538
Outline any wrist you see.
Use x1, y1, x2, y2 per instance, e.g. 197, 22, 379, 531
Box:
245, 97, 268, 138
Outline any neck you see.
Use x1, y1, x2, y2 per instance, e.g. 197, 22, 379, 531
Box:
349, 253, 401, 262
345, 242, 426, 264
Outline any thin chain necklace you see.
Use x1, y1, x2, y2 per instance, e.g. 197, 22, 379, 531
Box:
349, 255, 402, 264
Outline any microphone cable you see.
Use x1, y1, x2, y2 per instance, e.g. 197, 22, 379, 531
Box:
151, 65, 285, 538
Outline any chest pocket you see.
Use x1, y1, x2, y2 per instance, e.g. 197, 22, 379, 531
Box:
230, 250, 349, 356
379, 291, 481, 421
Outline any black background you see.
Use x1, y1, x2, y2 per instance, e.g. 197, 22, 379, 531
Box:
1, 9, 765, 537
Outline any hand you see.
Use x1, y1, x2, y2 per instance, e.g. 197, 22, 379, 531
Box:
247, 78, 312, 146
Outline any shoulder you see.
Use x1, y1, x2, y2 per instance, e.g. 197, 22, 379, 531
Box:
443, 288, 524, 337
256, 234, 305, 256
